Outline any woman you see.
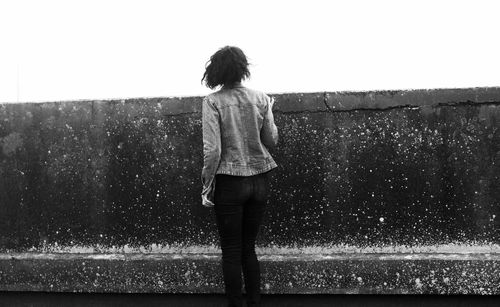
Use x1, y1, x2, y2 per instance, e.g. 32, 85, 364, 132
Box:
201, 46, 278, 307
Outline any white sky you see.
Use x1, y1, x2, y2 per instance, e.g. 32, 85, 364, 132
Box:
0, 0, 499, 103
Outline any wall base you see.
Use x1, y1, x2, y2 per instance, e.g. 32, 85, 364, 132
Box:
1, 252, 499, 294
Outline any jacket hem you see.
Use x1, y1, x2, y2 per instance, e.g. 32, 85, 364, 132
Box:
216, 162, 277, 177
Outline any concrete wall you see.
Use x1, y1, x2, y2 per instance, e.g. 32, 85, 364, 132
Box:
1, 87, 500, 294
0, 87, 499, 251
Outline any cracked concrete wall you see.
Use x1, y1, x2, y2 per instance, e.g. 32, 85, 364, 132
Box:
0, 87, 499, 251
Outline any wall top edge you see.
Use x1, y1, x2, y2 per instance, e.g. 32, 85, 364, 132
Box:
1, 87, 499, 114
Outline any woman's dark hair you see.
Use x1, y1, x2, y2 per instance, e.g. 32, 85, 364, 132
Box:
202, 46, 250, 89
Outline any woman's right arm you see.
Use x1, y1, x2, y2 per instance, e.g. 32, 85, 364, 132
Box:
261, 96, 279, 150
201, 96, 221, 190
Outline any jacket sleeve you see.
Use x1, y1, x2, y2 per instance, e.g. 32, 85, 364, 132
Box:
260, 95, 279, 150
201, 96, 221, 189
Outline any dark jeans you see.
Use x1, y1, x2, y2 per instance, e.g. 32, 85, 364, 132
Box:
214, 171, 270, 307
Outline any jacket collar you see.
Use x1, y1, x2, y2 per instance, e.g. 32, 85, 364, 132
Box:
222, 82, 244, 90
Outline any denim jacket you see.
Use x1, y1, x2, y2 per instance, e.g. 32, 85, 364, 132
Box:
201, 83, 278, 207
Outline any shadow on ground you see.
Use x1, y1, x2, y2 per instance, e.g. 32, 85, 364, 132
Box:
1, 292, 499, 307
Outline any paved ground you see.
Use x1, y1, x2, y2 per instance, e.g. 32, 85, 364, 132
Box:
1, 292, 499, 307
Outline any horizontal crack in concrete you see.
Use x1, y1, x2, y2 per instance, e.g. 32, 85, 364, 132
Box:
435, 100, 500, 107
320, 98, 500, 114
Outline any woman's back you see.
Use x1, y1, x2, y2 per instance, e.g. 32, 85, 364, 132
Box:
205, 83, 278, 177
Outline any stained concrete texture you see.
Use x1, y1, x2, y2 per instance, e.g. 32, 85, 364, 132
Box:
0, 87, 499, 249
